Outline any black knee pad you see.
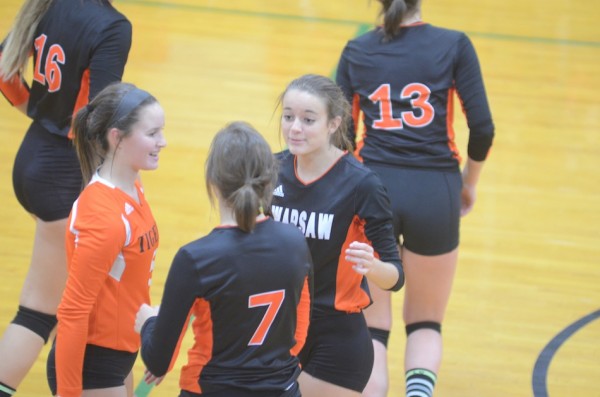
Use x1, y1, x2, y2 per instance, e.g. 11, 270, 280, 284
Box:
405, 321, 441, 336
368, 327, 390, 348
11, 305, 57, 343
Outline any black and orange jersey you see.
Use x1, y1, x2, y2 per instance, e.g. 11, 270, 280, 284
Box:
271, 151, 402, 319
336, 23, 494, 169
0, 0, 131, 137
140, 218, 313, 395
56, 174, 159, 397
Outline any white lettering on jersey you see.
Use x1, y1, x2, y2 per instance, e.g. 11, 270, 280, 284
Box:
273, 185, 285, 197
271, 205, 334, 240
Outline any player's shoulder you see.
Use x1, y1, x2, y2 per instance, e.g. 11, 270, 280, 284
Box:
420, 24, 470, 46
63, 0, 131, 33
344, 27, 382, 50
77, 180, 116, 206
340, 155, 387, 190
264, 217, 305, 240
70, 182, 127, 232
340, 153, 373, 177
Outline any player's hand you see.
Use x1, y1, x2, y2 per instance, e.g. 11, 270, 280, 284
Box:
134, 303, 159, 333
461, 183, 476, 216
143, 368, 165, 386
345, 241, 375, 275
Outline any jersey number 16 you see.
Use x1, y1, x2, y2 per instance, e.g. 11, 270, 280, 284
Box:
33, 34, 65, 93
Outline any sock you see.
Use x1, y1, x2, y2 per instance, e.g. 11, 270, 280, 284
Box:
406, 368, 437, 397
0, 382, 16, 397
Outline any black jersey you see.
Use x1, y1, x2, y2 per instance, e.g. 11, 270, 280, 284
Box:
336, 23, 494, 170
271, 151, 402, 319
140, 218, 313, 395
0, 0, 131, 137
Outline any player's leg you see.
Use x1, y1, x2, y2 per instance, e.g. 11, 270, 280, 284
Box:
298, 313, 373, 397
48, 344, 137, 397
396, 168, 461, 396
402, 247, 458, 397
124, 371, 133, 397
0, 217, 68, 393
361, 282, 392, 397
83, 386, 129, 397
299, 372, 361, 397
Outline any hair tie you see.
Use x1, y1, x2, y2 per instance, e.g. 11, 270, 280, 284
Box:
86, 104, 94, 113
107, 87, 152, 127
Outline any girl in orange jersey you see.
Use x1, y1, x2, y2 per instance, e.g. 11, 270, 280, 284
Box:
46, 82, 167, 397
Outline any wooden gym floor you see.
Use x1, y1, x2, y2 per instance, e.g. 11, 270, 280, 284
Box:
0, 1, 598, 396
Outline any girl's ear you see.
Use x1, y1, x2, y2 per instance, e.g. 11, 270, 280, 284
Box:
107, 127, 122, 149
328, 115, 342, 135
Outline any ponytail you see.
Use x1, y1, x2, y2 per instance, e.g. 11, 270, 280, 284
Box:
377, 0, 420, 42
205, 121, 278, 233
72, 106, 101, 186
0, 0, 53, 80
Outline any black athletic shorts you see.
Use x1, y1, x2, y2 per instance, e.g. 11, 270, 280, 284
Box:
179, 381, 301, 397
298, 312, 374, 392
365, 163, 462, 256
47, 342, 137, 394
13, 122, 82, 221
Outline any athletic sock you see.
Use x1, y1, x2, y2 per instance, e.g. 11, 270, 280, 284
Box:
0, 382, 16, 396
406, 368, 437, 397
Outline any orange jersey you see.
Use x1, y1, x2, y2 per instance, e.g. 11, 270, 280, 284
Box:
56, 174, 158, 397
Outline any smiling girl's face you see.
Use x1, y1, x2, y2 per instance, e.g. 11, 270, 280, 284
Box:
118, 102, 167, 172
281, 89, 340, 158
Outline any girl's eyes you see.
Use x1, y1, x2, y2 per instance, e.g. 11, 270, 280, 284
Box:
147, 129, 163, 137
282, 115, 315, 124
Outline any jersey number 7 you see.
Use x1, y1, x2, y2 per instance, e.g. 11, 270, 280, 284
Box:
248, 289, 285, 346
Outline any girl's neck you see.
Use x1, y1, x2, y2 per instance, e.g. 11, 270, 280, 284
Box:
97, 163, 139, 201
402, 11, 422, 26
218, 201, 267, 227
295, 146, 344, 183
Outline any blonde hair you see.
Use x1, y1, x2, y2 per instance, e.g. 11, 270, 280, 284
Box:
0, 0, 53, 80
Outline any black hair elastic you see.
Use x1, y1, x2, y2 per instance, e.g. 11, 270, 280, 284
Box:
107, 87, 152, 127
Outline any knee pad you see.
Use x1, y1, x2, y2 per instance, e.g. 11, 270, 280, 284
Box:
368, 327, 390, 348
405, 321, 441, 336
11, 305, 57, 343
